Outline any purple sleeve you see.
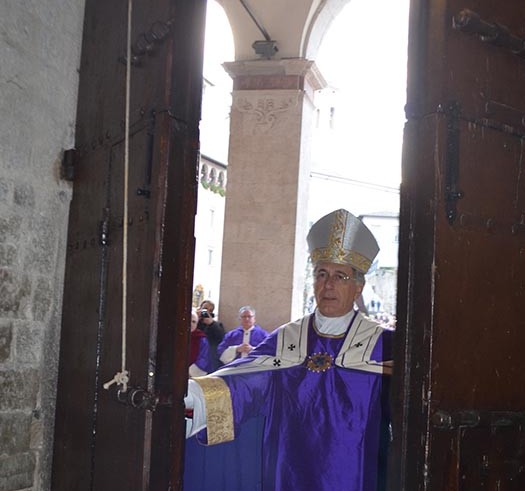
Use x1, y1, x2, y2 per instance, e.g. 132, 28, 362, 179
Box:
217, 328, 241, 358
225, 371, 273, 425
250, 326, 269, 347
219, 330, 280, 426
195, 338, 210, 372
195, 368, 272, 445
195, 332, 279, 444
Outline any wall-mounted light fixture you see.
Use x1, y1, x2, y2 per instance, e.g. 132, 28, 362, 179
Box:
252, 40, 279, 59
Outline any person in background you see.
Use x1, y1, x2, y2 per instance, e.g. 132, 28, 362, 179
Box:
217, 306, 268, 364
197, 299, 225, 371
185, 209, 393, 491
188, 310, 209, 377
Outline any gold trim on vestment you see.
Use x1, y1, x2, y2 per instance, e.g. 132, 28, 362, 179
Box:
192, 376, 234, 445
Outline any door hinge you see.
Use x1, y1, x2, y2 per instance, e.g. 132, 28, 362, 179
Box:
441, 101, 464, 224
119, 18, 175, 66
512, 213, 525, 235
432, 409, 525, 429
453, 9, 525, 59
61, 148, 76, 181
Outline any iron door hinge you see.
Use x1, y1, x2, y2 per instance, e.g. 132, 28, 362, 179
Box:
61, 148, 76, 181
440, 101, 464, 224
453, 9, 525, 59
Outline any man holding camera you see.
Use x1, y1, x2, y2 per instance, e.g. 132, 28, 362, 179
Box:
197, 299, 225, 372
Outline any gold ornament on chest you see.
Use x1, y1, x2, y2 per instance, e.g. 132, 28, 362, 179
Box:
305, 352, 334, 372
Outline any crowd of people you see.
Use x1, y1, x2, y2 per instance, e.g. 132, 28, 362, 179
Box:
184, 209, 394, 491
373, 311, 396, 329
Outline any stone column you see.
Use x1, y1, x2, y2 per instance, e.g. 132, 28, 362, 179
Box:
218, 59, 325, 331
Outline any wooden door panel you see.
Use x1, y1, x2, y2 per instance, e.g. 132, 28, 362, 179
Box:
433, 119, 524, 407
52, 144, 114, 491
446, 5, 525, 116
92, 127, 155, 489
52, 0, 206, 489
428, 419, 525, 490
100, 126, 156, 393
457, 425, 525, 490
410, 2, 525, 118
392, 0, 525, 489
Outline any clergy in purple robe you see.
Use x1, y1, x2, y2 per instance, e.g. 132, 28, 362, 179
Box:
185, 209, 393, 491
217, 306, 268, 364
188, 309, 211, 376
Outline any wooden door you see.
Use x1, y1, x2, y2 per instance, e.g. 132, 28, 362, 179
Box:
51, 1, 206, 489
390, 1, 525, 489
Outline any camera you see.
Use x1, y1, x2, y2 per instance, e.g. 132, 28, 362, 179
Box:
200, 309, 214, 319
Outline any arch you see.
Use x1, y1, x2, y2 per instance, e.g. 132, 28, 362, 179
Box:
219, 0, 340, 60
302, 0, 350, 59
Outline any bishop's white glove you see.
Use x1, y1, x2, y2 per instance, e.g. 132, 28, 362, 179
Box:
184, 379, 207, 437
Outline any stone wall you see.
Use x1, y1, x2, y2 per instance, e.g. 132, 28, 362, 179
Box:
0, 2, 85, 489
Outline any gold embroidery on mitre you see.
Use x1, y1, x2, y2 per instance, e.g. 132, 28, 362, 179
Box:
309, 210, 372, 273
310, 248, 372, 273
193, 376, 234, 445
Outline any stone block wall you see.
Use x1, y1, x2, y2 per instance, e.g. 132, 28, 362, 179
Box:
0, 1, 85, 489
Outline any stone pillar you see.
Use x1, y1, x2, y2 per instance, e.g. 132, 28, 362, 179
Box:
219, 59, 325, 331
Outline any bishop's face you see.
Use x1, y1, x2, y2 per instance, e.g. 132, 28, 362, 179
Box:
313, 261, 363, 317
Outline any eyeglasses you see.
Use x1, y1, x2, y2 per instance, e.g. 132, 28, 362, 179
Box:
240, 314, 254, 319
313, 269, 354, 284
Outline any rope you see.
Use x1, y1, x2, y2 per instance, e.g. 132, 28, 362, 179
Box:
104, 0, 132, 392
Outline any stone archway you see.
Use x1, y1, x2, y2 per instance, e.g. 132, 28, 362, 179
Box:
214, 0, 349, 330
215, 0, 405, 331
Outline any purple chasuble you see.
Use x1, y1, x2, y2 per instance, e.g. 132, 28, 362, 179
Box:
211, 312, 391, 491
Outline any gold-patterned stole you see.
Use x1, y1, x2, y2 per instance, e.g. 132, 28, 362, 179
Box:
192, 376, 235, 445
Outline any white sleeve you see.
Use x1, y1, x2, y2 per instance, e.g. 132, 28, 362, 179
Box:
219, 345, 238, 364
184, 379, 207, 437
188, 363, 207, 377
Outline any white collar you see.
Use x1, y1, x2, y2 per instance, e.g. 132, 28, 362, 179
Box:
315, 308, 356, 335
